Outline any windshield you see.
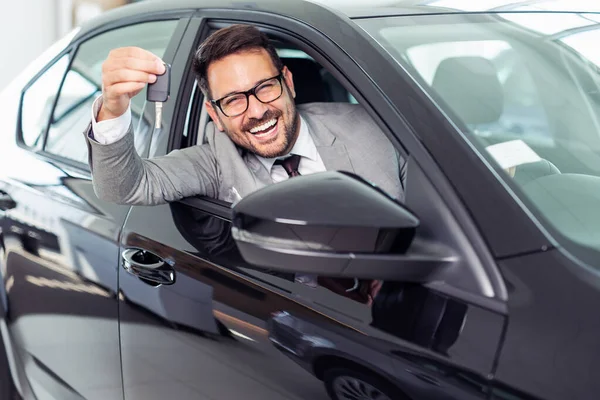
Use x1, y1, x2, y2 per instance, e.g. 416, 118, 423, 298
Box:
357, 13, 600, 253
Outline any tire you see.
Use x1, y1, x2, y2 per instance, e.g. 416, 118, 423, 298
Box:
323, 367, 409, 400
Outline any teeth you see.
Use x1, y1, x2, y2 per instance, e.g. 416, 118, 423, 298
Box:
250, 118, 277, 133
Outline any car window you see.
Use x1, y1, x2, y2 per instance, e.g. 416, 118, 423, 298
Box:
405, 40, 552, 140
358, 13, 600, 255
276, 46, 358, 105
36, 20, 179, 164
178, 29, 406, 252
20, 54, 70, 148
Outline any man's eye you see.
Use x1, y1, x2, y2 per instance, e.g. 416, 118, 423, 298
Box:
258, 81, 276, 91
224, 95, 244, 106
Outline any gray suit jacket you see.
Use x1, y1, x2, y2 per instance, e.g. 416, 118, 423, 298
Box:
86, 102, 404, 205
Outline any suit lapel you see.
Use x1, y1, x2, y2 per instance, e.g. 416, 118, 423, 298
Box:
302, 111, 355, 173
244, 152, 272, 187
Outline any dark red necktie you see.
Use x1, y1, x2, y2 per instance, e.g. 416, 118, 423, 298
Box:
274, 154, 376, 303
275, 155, 301, 178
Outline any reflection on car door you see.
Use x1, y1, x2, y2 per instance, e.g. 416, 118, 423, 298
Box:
0, 48, 129, 399
0, 158, 129, 400
0, 17, 186, 399
119, 197, 505, 400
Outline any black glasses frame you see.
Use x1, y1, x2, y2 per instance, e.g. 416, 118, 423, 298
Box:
211, 73, 284, 117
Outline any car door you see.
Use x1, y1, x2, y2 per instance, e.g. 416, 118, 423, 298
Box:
118, 10, 506, 400
356, 12, 600, 400
0, 16, 188, 399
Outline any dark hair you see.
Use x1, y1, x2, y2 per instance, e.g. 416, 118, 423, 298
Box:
192, 24, 284, 98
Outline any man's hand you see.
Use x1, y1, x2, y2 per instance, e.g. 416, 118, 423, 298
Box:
98, 47, 166, 121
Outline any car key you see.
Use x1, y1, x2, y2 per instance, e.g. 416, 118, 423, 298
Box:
147, 63, 171, 129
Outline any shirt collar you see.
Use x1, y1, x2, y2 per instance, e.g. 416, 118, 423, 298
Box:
255, 115, 318, 173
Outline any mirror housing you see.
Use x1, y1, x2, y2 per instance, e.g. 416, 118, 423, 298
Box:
232, 171, 455, 281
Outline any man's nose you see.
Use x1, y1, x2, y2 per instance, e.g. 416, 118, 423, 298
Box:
245, 94, 268, 119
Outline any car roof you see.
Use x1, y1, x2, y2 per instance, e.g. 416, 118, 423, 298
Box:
81, 0, 600, 20
72, 0, 415, 42
75, 0, 600, 40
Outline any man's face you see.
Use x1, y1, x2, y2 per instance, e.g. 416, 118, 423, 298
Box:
205, 48, 299, 158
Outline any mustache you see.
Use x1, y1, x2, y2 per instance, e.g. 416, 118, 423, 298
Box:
242, 110, 282, 132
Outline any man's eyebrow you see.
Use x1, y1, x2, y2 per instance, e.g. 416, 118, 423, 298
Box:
218, 75, 278, 99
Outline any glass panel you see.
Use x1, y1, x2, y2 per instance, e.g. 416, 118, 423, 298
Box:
358, 13, 600, 253
499, 8, 594, 35
524, 1, 600, 13
404, 39, 551, 140
561, 29, 600, 67
426, 0, 600, 12
20, 55, 69, 147
45, 65, 100, 163
45, 20, 179, 163
426, 0, 523, 11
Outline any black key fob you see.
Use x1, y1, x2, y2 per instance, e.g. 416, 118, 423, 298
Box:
147, 63, 171, 102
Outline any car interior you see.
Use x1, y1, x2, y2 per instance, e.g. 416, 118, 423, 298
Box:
189, 36, 563, 196
387, 28, 600, 179
429, 55, 562, 185
174, 30, 517, 306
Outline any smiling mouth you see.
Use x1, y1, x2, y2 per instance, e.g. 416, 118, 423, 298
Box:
249, 118, 278, 139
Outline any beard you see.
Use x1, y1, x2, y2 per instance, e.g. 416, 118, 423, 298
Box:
222, 100, 300, 159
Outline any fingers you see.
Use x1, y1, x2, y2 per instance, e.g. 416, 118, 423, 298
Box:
104, 56, 163, 75
109, 47, 166, 75
104, 52, 166, 75
104, 68, 157, 86
108, 46, 160, 62
102, 47, 165, 85
108, 82, 147, 97
100, 47, 165, 118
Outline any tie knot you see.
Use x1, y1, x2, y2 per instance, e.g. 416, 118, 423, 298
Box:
275, 154, 301, 177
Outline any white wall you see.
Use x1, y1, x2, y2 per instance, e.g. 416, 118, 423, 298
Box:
0, 0, 69, 92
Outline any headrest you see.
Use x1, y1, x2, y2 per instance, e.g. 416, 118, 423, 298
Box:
281, 57, 332, 104
432, 56, 504, 125
514, 159, 561, 185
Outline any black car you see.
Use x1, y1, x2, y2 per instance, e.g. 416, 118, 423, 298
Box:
1, 1, 600, 399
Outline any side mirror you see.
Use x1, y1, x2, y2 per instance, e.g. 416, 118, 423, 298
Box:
231, 171, 456, 282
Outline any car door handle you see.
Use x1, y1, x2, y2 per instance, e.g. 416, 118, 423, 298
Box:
122, 248, 175, 286
0, 191, 16, 211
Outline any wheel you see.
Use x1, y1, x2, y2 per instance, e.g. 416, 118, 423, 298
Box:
323, 367, 408, 400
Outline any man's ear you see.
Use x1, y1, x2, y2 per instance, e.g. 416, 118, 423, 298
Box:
205, 101, 224, 131
282, 66, 296, 99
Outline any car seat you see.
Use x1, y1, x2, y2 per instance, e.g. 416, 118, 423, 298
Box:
431, 56, 561, 183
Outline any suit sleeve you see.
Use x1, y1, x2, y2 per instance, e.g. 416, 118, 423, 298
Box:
85, 122, 219, 205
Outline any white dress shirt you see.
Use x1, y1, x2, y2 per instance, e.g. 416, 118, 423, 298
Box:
90, 96, 131, 144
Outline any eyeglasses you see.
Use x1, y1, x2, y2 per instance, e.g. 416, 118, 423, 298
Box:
211, 73, 284, 117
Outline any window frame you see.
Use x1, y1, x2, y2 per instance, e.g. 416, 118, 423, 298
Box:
357, 14, 600, 266
17, 48, 73, 153
167, 13, 507, 311
16, 14, 192, 174
42, 57, 103, 164
172, 18, 411, 221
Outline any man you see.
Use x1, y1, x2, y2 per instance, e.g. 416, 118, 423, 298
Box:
86, 24, 404, 206
86, 24, 404, 303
